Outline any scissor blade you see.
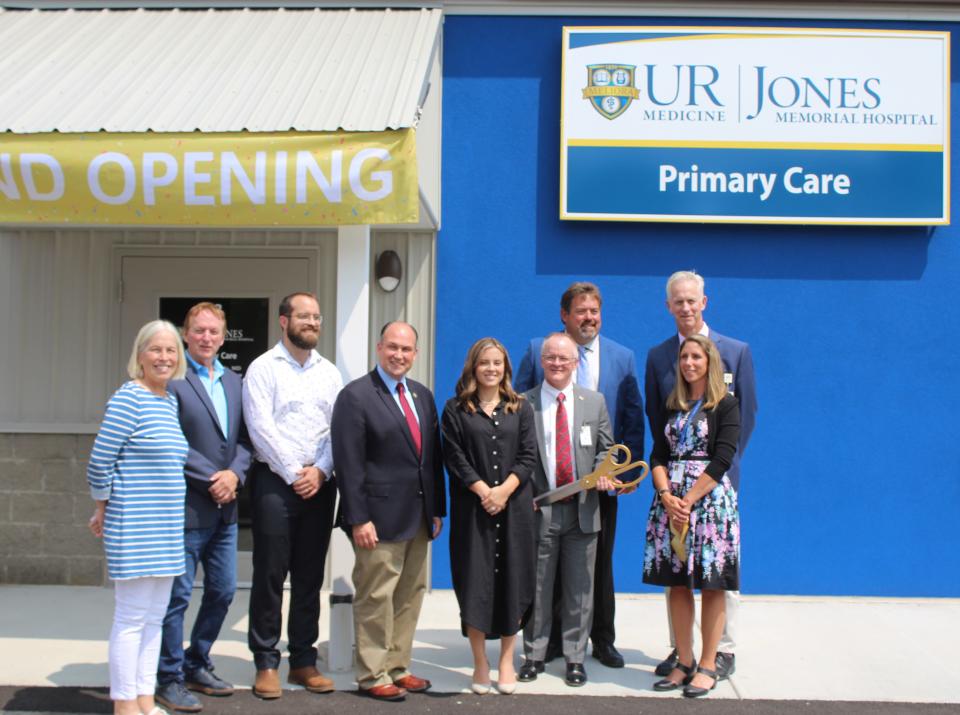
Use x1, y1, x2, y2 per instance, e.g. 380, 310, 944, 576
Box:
534, 480, 584, 505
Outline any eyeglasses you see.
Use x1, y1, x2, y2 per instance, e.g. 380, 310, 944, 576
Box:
542, 354, 575, 364
293, 313, 323, 324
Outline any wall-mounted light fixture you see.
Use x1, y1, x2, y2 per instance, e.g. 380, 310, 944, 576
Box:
375, 250, 402, 292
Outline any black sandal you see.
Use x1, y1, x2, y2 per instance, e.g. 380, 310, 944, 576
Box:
682, 665, 718, 698
652, 658, 696, 691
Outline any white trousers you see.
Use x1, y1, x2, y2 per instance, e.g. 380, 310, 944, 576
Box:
109, 576, 174, 700
665, 588, 739, 652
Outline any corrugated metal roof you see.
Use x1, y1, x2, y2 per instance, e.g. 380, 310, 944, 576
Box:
0, 7, 442, 133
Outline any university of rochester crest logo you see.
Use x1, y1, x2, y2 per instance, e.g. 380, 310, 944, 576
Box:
582, 64, 639, 120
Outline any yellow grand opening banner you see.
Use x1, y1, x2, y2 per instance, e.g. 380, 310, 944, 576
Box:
0, 129, 418, 226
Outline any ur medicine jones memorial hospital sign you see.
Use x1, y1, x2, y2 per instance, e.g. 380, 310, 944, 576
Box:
560, 27, 950, 225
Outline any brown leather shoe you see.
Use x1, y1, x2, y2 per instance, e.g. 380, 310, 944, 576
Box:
287, 666, 335, 694
393, 674, 431, 693
253, 669, 281, 699
361, 683, 407, 701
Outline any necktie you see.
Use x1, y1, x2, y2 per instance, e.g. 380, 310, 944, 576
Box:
577, 345, 592, 388
396, 382, 422, 456
555, 392, 573, 489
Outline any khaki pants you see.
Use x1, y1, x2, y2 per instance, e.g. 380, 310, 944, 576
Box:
352, 524, 429, 689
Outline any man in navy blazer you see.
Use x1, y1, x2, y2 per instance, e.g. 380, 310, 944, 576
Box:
644, 271, 757, 682
332, 321, 445, 702
515, 282, 644, 669
158, 302, 252, 712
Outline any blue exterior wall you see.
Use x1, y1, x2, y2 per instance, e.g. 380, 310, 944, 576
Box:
434, 14, 960, 597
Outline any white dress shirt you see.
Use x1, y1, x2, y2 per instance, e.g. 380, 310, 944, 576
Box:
375, 364, 420, 425
539, 380, 576, 490
678, 322, 711, 344
242, 341, 343, 485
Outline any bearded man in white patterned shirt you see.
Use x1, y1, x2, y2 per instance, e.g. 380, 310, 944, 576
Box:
242, 292, 343, 699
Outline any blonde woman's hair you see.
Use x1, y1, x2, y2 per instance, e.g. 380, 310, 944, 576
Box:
666, 334, 726, 412
127, 320, 187, 381
455, 337, 523, 414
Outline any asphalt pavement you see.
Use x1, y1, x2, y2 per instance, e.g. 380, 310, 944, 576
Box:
0, 585, 957, 713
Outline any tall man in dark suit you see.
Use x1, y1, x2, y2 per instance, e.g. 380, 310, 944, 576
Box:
515, 282, 644, 668
332, 321, 446, 703
518, 332, 614, 688
158, 302, 252, 713
645, 270, 757, 681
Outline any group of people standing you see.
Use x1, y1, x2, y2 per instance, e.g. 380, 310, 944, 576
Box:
86, 270, 756, 714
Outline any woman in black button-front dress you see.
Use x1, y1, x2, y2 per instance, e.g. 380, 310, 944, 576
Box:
442, 337, 538, 695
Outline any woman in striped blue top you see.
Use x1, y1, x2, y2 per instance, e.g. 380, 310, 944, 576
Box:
88, 320, 189, 715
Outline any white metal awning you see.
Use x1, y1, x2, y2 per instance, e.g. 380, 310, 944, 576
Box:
0, 6, 442, 133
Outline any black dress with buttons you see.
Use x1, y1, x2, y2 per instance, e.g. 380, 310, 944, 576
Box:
441, 397, 538, 637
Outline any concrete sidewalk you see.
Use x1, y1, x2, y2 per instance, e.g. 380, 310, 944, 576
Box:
0, 585, 956, 704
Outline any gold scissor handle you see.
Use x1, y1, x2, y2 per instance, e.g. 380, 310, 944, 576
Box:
583, 444, 650, 491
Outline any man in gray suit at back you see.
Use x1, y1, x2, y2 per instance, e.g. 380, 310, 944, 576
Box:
518, 332, 614, 688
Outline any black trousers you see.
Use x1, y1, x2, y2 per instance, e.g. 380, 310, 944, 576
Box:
548, 491, 619, 652
247, 462, 336, 670
590, 491, 618, 646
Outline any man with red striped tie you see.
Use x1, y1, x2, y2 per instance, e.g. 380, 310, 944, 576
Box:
332, 322, 446, 702
518, 332, 614, 688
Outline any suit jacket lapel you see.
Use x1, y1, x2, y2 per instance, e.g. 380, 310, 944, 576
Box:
224, 372, 242, 442
409, 383, 429, 456
186, 371, 225, 439
530, 387, 548, 479
571, 385, 587, 486
596, 335, 610, 397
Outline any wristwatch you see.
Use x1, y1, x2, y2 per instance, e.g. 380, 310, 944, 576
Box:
656, 487, 669, 498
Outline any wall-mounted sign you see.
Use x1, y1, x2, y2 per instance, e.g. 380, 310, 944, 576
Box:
159, 297, 270, 376
0, 129, 418, 226
560, 27, 950, 225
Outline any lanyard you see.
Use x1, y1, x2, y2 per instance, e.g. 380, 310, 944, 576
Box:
673, 399, 703, 451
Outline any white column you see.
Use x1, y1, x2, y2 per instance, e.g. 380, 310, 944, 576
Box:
328, 224, 371, 672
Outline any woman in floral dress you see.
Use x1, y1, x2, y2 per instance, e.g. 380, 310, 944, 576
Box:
643, 334, 740, 699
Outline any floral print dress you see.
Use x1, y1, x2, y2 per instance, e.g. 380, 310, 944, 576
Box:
643, 407, 740, 591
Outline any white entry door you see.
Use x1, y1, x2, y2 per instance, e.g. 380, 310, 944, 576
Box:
119, 252, 315, 584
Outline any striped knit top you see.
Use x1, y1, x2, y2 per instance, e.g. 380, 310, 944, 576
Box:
87, 381, 189, 580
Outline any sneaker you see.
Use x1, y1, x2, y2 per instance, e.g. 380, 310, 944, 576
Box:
185, 666, 234, 696
155, 681, 202, 713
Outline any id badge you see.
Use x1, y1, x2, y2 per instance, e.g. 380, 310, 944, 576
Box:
724, 372, 735, 395
669, 462, 684, 484
579, 425, 592, 447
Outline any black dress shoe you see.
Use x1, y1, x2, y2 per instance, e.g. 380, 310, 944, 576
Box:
565, 662, 587, 687
652, 658, 696, 692
683, 665, 718, 698
544, 641, 563, 664
654, 648, 679, 676
518, 660, 544, 682
715, 651, 736, 680
592, 642, 624, 669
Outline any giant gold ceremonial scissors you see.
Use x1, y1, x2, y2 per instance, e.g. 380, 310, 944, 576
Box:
534, 444, 649, 507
